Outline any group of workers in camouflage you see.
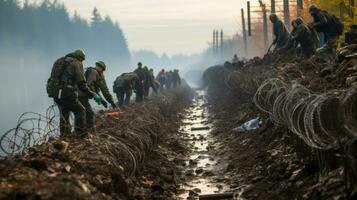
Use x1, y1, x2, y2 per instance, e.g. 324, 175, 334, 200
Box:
47, 51, 181, 136
156, 68, 181, 90
112, 62, 181, 106
269, 4, 343, 59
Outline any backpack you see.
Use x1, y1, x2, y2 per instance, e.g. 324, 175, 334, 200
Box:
322, 10, 344, 36
46, 57, 68, 98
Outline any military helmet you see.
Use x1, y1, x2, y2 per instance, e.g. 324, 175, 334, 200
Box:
308, 4, 318, 12
96, 61, 106, 70
74, 49, 86, 61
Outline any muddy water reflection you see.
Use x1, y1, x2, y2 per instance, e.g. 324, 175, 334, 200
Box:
179, 91, 229, 199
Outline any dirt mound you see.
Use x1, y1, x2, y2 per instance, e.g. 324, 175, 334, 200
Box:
0, 87, 194, 200
203, 48, 357, 199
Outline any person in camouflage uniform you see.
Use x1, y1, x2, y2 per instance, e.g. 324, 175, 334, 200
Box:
156, 69, 166, 91
290, 18, 318, 58
172, 69, 181, 88
165, 71, 173, 89
51, 49, 98, 136
143, 66, 152, 98
113, 72, 139, 106
79, 61, 116, 131
270, 14, 290, 50
149, 68, 158, 94
134, 62, 146, 102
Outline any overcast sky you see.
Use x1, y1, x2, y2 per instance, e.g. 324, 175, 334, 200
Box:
30, 0, 259, 55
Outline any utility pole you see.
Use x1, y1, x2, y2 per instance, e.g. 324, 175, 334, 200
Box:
262, 3, 269, 52
297, 0, 303, 17
215, 30, 219, 56
220, 29, 224, 60
350, 0, 355, 21
271, 0, 276, 14
283, 0, 290, 26
340, 3, 345, 22
241, 8, 248, 58
247, 1, 251, 36
213, 30, 216, 56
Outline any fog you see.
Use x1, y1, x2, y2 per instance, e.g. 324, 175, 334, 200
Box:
0, 0, 235, 135
0, 0, 131, 133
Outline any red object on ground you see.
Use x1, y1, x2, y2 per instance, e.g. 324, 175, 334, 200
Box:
104, 111, 124, 118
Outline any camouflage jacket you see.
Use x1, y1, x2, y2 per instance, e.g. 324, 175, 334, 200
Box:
82, 67, 115, 105
113, 73, 139, 91
60, 53, 92, 96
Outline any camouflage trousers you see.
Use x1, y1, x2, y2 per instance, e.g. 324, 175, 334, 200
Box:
79, 97, 95, 130
135, 84, 144, 102
54, 97, 86, 136
115, 87, 132, 106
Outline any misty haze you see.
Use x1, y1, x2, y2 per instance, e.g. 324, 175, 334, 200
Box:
1, 0, 356, 200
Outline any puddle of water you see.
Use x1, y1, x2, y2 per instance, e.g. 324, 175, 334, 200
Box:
178, 90, 232, 199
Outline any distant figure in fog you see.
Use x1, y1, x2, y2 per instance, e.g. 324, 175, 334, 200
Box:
165, 71, 173, 89
149, 68, 158, 94
133, 62, 146, 102
172, 69, 181, 88
156, 69, 166, 90
232, 54, 239, 64
143, 66, 151, 98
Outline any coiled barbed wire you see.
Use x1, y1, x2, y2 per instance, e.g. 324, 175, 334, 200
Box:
0, 88, 187, 177
0, 105, 60, 157
253, 79, 357, 150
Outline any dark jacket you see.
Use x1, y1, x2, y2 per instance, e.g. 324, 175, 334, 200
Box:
272, 17, 290, 48
311, 10, 337, 38
61, 53, 92, 97
292, 19, 318, 51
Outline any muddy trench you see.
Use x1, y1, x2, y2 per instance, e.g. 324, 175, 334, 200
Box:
175, 90, 243, 200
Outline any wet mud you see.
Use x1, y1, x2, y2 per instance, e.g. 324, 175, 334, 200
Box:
177, 91, 236, 199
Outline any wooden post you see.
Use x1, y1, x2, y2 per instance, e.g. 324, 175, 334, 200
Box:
220, 29, 224, 60
263, 4, 269, 52
297, 0, 303, 17
216, 30, 219, 53
283, 0, 290, 26
247, 1, 252, 36
213, 30, 216, 56
340, 3, 345, 22
241, 8, 248, 58
350, 0, 355, 21
271, 0, 276, 14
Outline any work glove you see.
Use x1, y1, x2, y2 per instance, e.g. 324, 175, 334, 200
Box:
92, 93, 102, 105
101, 99, 108, 108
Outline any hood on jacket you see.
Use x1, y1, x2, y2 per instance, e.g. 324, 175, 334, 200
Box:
269, 13, 279, 23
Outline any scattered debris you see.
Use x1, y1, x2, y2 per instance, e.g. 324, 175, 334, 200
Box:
232, 117, 262, 132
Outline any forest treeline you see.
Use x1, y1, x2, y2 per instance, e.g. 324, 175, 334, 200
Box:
0, 0, 132, 133
0, 0, 131, 68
